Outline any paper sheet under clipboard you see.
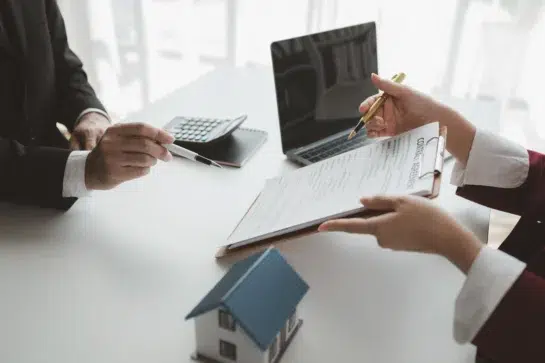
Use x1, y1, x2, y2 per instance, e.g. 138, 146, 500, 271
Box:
219, 123, 446, 257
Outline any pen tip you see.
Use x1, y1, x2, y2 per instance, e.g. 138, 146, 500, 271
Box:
347, 131, 356, 140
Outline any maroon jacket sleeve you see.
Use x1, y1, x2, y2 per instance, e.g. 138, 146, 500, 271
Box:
472, 257, 545, 363
456, 150, 545, 217
456, 150, 545, 362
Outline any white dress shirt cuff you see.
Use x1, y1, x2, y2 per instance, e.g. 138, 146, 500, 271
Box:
75, 108, 111, 128
454, 246, 526, 344
62, 151, 92, 198
450, 129, 529, 188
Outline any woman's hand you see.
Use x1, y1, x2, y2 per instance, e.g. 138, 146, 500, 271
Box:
318, 195, 483, 273
362, 74, 449, 138
361, 73, 477, 166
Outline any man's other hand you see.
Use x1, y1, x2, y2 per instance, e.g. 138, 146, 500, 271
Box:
70, 112, 110, 150
85, 123, 174, 190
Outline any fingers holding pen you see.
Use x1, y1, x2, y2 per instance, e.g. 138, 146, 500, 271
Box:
365, 116, 386, 138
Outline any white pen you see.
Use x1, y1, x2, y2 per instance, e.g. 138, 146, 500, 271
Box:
164, 143, 222, 168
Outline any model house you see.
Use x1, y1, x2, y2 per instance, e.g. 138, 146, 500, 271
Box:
185, 247, 309, 363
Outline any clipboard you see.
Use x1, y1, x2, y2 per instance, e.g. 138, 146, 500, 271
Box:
216, 126, 447, 260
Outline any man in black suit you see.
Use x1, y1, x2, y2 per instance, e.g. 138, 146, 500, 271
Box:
0, 0, 174, 210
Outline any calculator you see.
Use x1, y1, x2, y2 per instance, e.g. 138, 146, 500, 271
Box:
164, 115, 247, 145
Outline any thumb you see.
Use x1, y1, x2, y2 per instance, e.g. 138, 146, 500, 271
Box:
360, 195, 402, 211
155, 128, 175, 144
69, 136, 82, 151
318, 217, 381, 235
371, 73, 404, 98
83, 134, 98, 150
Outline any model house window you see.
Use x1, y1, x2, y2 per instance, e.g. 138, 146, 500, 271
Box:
219, 340, 237, 361
218, 309, 236, 331
287, 310, 296, 332
268, 334, 278, 363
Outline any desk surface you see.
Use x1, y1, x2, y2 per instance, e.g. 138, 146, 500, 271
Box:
0, 67, 492, 363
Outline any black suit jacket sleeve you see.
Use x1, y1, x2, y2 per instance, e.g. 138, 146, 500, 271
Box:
0, 136, 76, 209
46, 0, 107, 130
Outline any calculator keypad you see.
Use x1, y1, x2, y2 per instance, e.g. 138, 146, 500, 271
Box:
167, 117, 226, 143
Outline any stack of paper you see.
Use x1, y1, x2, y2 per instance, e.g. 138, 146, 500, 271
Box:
227, 122, 442, 248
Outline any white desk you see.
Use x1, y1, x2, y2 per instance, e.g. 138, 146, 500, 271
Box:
0, 67, 492, 363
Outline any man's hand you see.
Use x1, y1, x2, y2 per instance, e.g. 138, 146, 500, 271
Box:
85, 123, 174, 190
70, 112, 110, 150
318, 195, 483, 274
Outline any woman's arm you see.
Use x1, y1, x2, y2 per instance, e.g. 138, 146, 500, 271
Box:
359, 74, 478, 165
456, 147, 543, 217
321, 199, 545, 363
360, 75, 538, 216
454, 246, 545, 363
473, 269, 545, 363
434, 105, 477, 167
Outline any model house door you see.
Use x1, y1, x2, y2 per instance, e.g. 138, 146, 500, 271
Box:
280, 325, 287, 347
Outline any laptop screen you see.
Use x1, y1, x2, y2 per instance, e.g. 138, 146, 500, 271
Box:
271, 22, 378, 153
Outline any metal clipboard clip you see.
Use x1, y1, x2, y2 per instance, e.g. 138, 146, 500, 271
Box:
418, 135, 446, 179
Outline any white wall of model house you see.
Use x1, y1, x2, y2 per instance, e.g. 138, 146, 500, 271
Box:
194, 308, 265, 363
194, 308, 299, 363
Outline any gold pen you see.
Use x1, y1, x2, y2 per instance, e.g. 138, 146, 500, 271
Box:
347, 72, 406, 140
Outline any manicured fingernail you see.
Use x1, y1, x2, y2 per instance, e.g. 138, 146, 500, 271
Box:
165, 152, 173, 162
318, 224, 327, 232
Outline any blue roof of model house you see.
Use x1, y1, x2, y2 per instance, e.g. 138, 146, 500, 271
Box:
185, 247, 309, 351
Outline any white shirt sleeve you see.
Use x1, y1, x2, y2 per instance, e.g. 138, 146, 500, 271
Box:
74, 108, 111, 127
450, 129, 529, 188
454, 246, 526, 344
62, 151, 92, 198
450, 130, 529, 344
60, 108, 110, 198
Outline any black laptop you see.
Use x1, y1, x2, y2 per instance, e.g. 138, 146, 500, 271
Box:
270, 22, 378, 165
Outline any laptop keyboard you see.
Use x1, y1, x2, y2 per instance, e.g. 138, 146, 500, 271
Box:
298, 134, 370, 163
